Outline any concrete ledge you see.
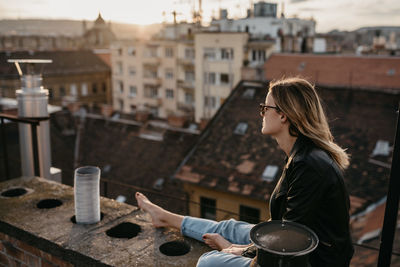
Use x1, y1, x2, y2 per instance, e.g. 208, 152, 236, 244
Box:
0, 177, 210, 266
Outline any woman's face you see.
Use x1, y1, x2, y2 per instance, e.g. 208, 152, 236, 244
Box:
261, 93, 284, 136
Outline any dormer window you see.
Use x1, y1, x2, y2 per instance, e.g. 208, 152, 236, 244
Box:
234, 122, 248, 135
242, 88, 256, 99
261, 165, 278, 182
371, 140, 390, 157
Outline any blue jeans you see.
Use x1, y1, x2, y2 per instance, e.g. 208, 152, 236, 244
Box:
181, 216, 254, 267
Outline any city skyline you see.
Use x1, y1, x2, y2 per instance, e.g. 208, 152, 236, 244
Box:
0, 0, 399, 33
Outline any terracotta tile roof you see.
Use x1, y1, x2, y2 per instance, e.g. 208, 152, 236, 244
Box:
264, 54, 400, 92
0, 50, 110, 79
350, 199, 400, 266
174, 80, 399, 213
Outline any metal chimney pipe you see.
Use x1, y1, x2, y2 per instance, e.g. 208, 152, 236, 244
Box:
8, 59, 52, 179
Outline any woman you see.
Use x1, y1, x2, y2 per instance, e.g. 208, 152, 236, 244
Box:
136, 77, 354, 267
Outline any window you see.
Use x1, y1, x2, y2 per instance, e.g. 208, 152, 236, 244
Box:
119, 99, 124, 110
166, 89, 174, 99
145, 46, 158, 57
221, 48, 234, 60
149, 106, 159, 117
102, 82, 107, 93
144, 86, 158, 98
116, 61, 123, 74
234, 122, 248, 135
203, 48, 216, 60
59, 86, 66, 97
185, 71, 195, 82
70, 84, 77, 96
220, 73, 230, 84
185, 92, 193, 104
117, 81, 124, 94
165, 47, 174, 57
204, 72, 216, 85
165, 69, 174, 79
204, 96, 216, 108
81, 83, 88, 96
261, 165, 279, 182
200, 197, 216, 220
371, 140, 390, 157
128, 46, 136, 56
242, 88, 256, 99
240, 205, 260, 224
184, 48, 195, 59
117, 48, 122, 56
130, 105, 137, 113
129, 86, 137, 97
129, 66, 136, 76
92, 83, 97, 94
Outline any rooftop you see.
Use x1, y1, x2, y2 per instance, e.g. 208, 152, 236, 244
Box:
174, 80, 399, 213
0, 176, 210, 266
264, 54, 400, 92
0, 50, 111, 79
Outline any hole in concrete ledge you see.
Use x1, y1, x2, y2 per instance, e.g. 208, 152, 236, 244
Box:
70, 213, 104, 224
1, 188, 27, 197
159, 241, 191, 256
36, 199, 63, 209
106, 222, 141, 239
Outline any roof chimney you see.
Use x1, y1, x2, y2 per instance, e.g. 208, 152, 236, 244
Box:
8, 59, 53, 179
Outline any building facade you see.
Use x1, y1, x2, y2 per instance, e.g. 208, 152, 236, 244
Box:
111, 23, 197, 120
194, 32, 248, 122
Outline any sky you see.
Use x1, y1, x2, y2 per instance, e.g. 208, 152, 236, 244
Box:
0, 0, 399, 33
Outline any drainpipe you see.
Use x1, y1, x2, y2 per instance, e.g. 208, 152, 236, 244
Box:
8, 59, 52, 179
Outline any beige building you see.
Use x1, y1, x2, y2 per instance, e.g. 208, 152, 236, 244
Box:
194, 32, 249, 122
111, 23, 197, 120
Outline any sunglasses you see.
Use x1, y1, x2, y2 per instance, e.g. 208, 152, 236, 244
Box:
259, 103, 280, 116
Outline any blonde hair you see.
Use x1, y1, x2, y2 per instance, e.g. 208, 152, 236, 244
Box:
269, 77, 349, 170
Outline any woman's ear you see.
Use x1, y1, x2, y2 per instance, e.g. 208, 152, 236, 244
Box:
280, 113, 288, 123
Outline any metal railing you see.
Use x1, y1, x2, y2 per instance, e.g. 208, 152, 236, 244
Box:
0, 113, 49, 179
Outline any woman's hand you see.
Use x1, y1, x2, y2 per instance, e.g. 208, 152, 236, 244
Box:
221, 244, 251, 255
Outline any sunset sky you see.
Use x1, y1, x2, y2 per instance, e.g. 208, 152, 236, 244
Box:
0, 0, 399, 32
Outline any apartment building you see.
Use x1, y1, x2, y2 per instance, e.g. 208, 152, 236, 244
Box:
194, 32, 249, 122
111, 23, 197, 120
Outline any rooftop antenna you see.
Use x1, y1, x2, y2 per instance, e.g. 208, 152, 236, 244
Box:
7, 59, 53, 180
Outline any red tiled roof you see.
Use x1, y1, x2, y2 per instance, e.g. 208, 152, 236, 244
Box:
264, 54, 400, 92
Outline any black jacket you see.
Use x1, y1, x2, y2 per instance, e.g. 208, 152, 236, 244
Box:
269, 135, 354, 267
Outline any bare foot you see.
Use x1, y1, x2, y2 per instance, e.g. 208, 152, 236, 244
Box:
202, 233, 232, 251
135, 192, 168, 228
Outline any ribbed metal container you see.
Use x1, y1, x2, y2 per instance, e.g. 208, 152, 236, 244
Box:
74, 166, 101, 224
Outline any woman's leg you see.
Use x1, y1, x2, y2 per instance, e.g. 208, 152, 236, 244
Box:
196, 250, 252, 267
135, 192, 253, 244
181, 216, 254, 244
135, 192, 184, 229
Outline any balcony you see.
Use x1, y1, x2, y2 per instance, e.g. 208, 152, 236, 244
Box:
178, 79, 195, 89
178, 58, 195, 68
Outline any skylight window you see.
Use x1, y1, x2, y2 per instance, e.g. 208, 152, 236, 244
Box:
153, 178, 164, 191
234, 122, 248, 135
371, 140, 390, 157
298, 62, 306, 71
261, 165, 279, 182
242, 88, 256, 99
387, 69, 396, 76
